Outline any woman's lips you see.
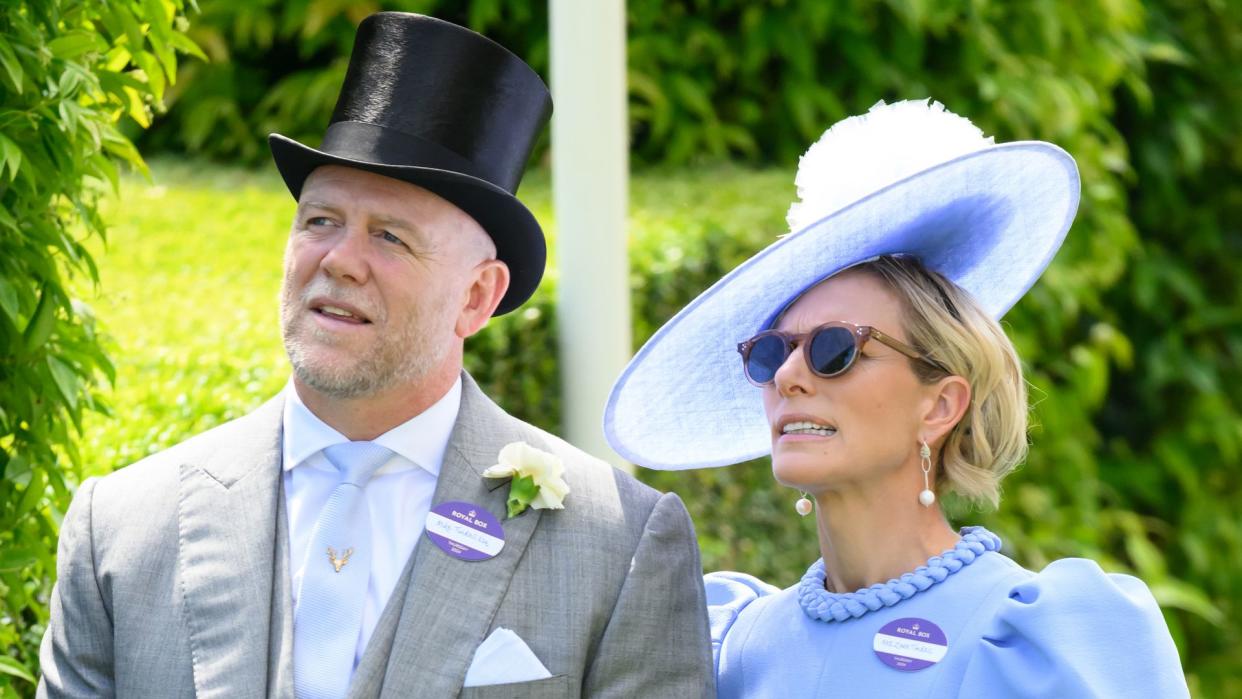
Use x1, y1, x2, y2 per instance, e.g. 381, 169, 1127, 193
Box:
777, 431, 837, 443
774, 415, 837, 442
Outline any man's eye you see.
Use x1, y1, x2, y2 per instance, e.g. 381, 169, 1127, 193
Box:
306, 216, 333, 227
380, 231, 405, 245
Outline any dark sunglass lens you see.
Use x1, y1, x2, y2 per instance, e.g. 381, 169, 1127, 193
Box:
809, 327, 857, 376
746, 334, 788, 384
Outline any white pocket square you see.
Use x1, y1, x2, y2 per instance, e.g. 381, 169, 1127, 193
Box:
462, 627, 553, 687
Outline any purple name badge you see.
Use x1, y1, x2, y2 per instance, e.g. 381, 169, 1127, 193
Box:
424, 501, 505, 562
873, 617, 948, 671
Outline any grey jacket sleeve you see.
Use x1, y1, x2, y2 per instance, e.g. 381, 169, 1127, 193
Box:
582, 492, 715, 698
38, 478, 116, 698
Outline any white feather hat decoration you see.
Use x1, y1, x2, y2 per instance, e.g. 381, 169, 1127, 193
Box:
605, 99, 1079, 471
787, 100, 993, 233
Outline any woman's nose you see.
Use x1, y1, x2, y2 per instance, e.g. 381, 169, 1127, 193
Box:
772, 344, 813, 397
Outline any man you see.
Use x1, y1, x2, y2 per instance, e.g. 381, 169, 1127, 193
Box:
38, 13, 713, 698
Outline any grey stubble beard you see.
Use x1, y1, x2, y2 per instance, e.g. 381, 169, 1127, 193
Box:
279, 274, 451, 400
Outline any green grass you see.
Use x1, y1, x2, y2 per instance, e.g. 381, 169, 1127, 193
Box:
77, 162, 289, 473
77, 159, 793, 476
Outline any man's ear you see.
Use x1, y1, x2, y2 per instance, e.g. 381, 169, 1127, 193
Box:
920, 375, 972, 446
455, 259, 510, 338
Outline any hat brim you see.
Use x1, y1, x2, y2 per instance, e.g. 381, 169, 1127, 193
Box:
605, 141, 1080, 470
269, 134, 545, 316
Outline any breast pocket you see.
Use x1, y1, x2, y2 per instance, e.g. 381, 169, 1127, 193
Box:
458, 674, 576, 698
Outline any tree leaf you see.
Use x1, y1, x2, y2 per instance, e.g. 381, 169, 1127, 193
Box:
13, 467, 48, 523
112, 3, 149, 56
122, 85, 151, 128
0, 276, 18, 325
3, 455, 31, 483
167, 31, 209, 62
1148, 580, 1225, 626
141, 0, 175, 77
0, 132, 23, 181
147, 29, 177, 85
21, 284, 57, 355
48, 32, 108, 60
0, 201, 17, 232
132, 51, 165, 103
48, 356, 81, 411
0, 656, 36, 684
0, 41, 23, 94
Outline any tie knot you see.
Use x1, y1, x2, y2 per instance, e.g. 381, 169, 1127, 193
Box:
322, 441, 392, 485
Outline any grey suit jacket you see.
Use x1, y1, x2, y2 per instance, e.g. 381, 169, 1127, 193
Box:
38, 373, 713, 698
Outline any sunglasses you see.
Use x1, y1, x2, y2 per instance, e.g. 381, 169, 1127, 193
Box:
737, 321, 939, 386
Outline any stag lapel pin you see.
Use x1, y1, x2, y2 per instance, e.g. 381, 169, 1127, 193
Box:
326, 546, 353, 573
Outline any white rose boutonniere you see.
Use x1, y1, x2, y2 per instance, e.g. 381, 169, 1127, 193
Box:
482, 441, 571, 518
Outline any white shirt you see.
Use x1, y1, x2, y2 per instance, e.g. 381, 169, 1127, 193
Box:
282, 376, 462, 665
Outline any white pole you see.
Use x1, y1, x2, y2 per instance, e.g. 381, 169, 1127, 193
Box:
550, 0, 632, 471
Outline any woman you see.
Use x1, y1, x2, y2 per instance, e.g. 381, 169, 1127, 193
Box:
605, 100, 1189, 697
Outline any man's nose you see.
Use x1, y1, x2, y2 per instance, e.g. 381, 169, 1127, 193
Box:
320, 225, 371, 284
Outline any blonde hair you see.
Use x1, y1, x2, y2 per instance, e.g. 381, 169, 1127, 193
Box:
855, 255, 1028, 508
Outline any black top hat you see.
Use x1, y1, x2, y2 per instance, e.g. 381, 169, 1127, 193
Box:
269, 13, 552, 315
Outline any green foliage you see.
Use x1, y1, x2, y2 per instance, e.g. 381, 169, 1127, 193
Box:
139, 0, 549, 162
135, 0, 1237, 188
0, 1, 197, 693
1098, 2, 1242, 690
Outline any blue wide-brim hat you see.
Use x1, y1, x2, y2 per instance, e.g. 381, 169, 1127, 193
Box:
604, 100, 1080, 470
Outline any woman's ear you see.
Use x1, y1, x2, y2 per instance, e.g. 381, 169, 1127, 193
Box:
455, 259, 510, 338
921, 374, 972, 445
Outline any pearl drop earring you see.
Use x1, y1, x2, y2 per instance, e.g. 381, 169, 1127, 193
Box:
795, 492, 813, 516
919, 440, 936, 507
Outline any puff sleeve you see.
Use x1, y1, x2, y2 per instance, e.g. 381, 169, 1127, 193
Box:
703, 572, 779, 676
957, 558, 1189, 698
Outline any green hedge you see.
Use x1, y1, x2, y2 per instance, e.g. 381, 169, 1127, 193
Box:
0, 2, 199, 694
130, 1, 1222, 167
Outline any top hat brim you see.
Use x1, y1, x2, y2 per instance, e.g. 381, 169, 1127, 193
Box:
269, 133, 544, 316
604, 141, 1080, 470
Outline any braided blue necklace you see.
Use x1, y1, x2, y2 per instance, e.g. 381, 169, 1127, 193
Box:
797, 526, 1002, 623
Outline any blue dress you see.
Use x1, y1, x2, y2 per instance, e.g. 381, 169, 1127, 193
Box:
706, 527, 1189, 698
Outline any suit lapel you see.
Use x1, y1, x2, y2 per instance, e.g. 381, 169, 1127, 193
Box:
177, 396, 285, 697
376, 374, 545, 697
266, 477, 296, 698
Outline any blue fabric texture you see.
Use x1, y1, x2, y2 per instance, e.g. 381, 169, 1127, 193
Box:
798, 526, 1001, 622
706, 528, 1189, 698
293, 442, 392, 699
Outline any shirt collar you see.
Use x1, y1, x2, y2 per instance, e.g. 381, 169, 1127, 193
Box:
282, 375, 463, 477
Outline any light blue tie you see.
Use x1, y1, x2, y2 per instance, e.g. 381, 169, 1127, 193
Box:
293, 441, 392, 699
